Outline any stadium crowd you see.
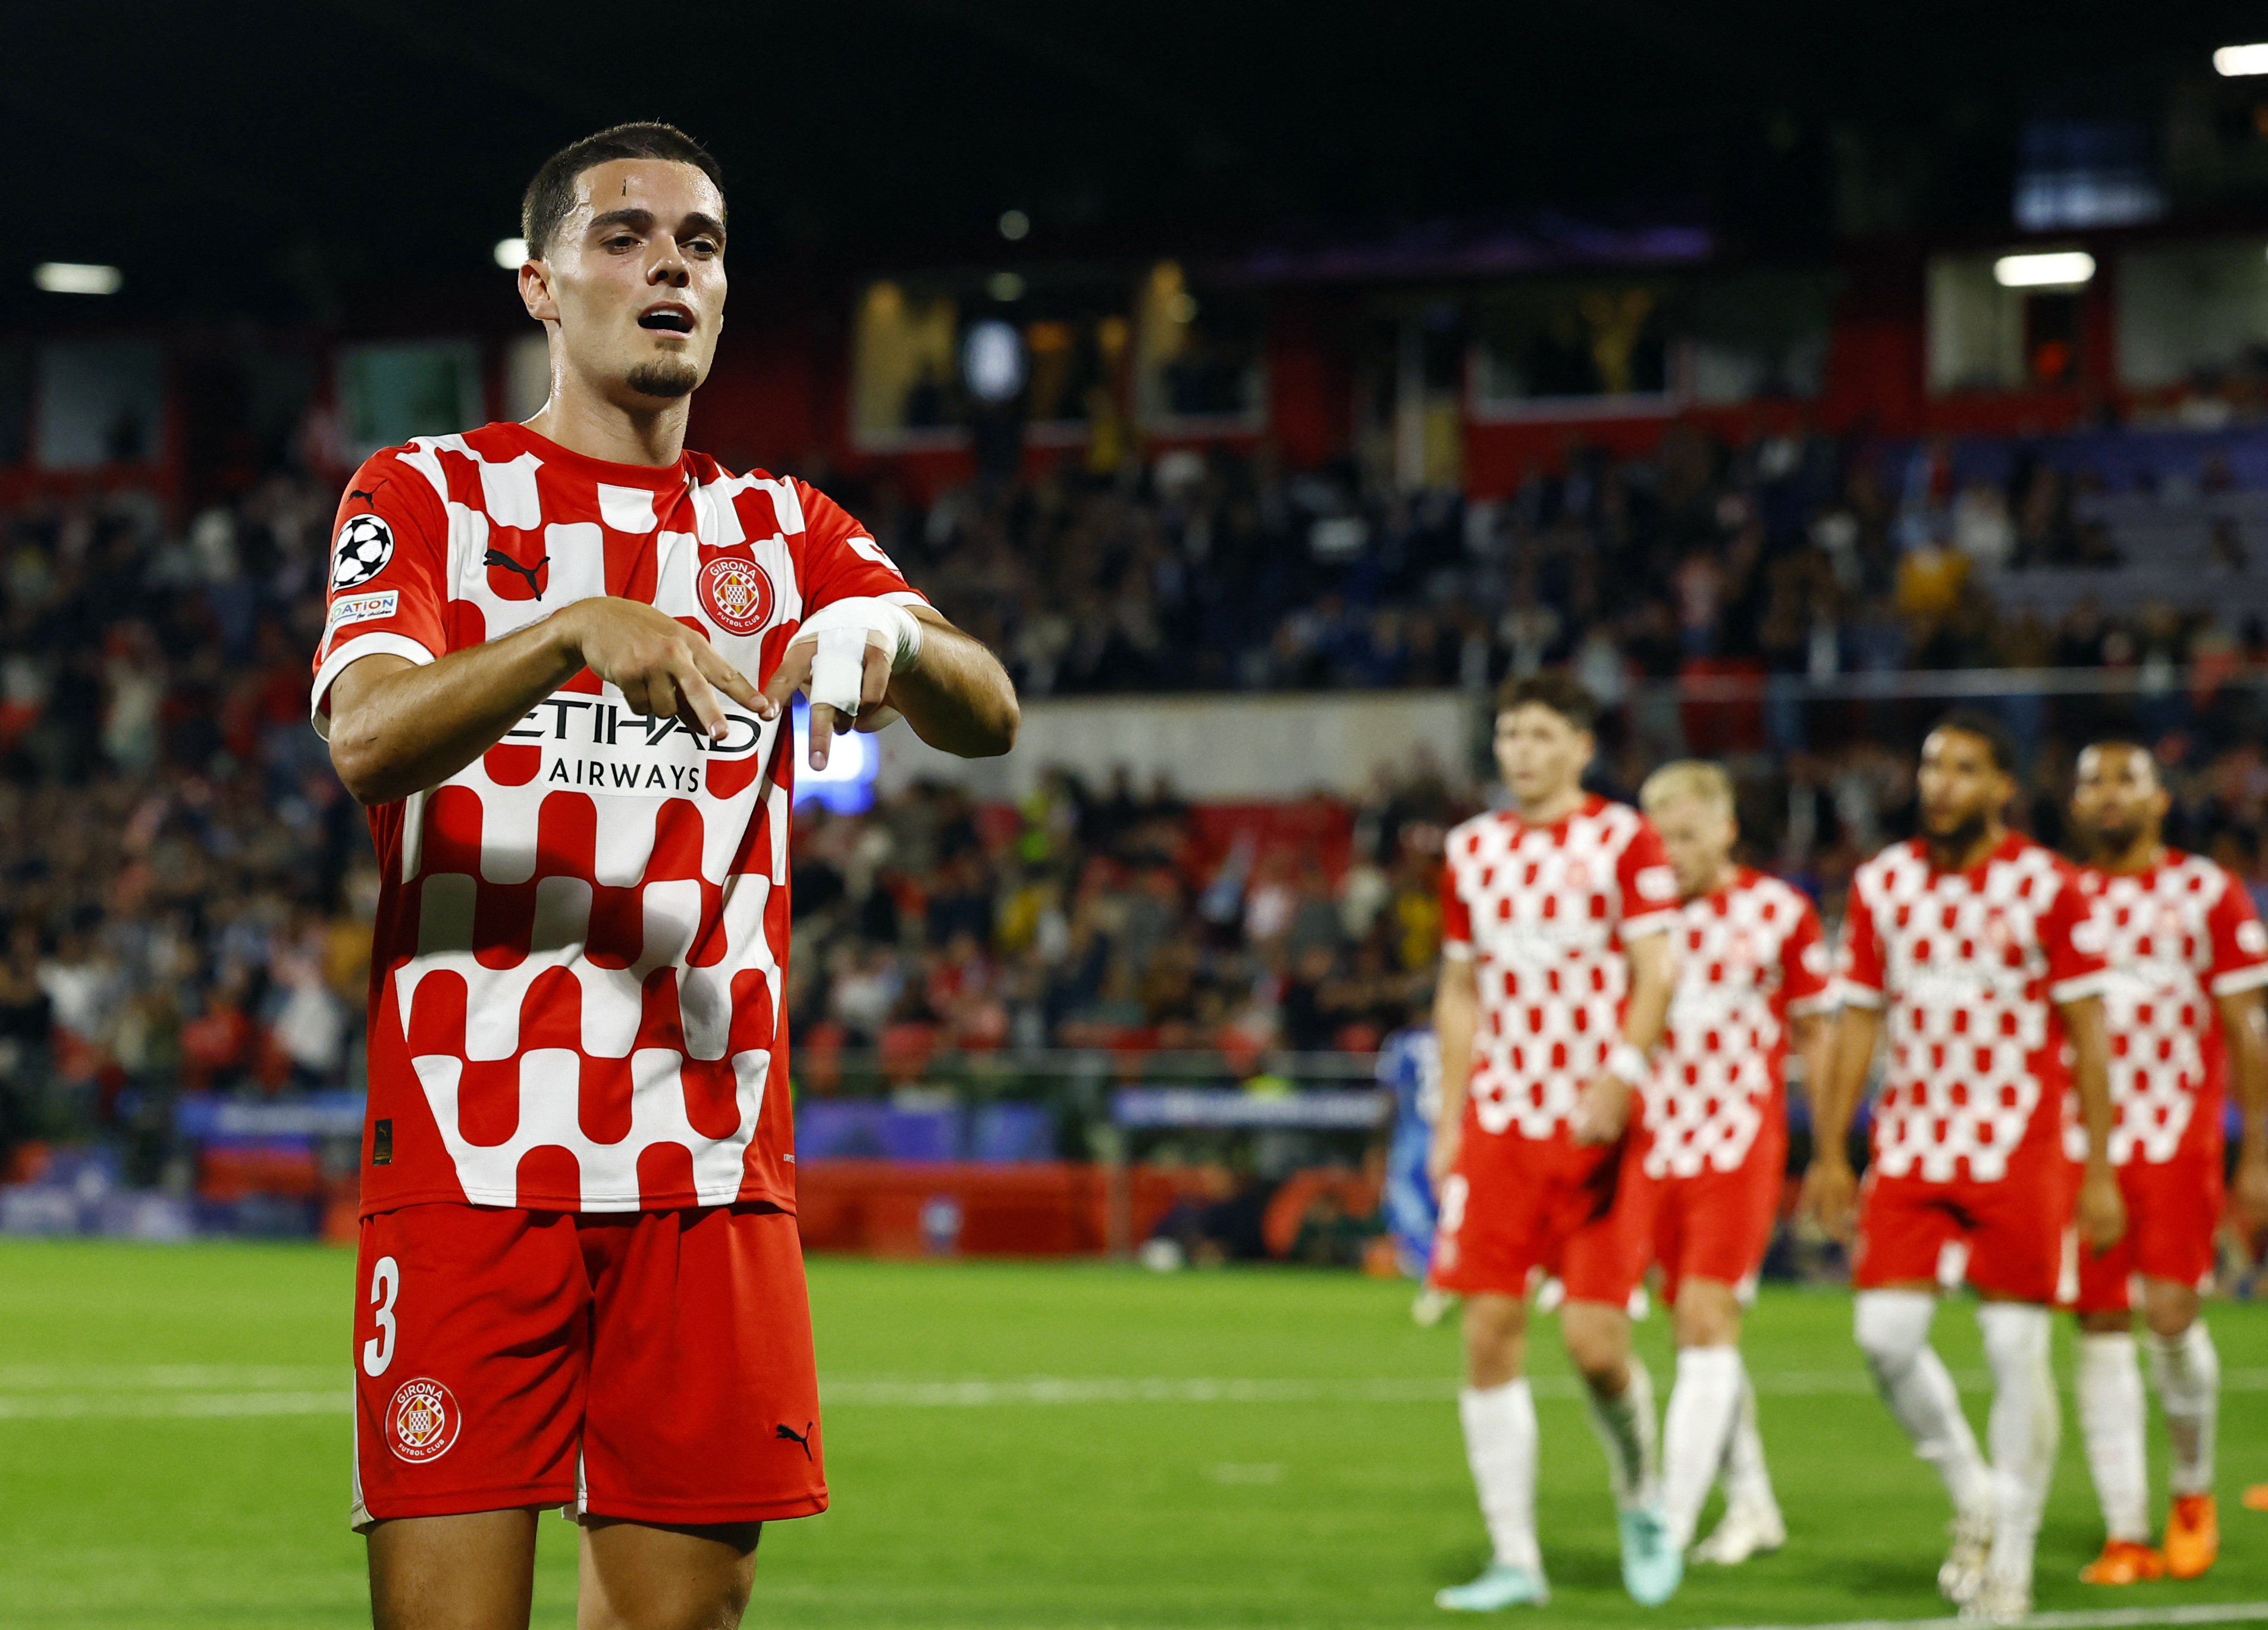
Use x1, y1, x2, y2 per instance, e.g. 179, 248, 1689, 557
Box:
4, 423, 2268, 1170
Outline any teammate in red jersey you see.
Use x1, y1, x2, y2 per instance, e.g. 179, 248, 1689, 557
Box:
2063, 741, 2268, 1586
1427, 674, 1684, 1611
312, 124, 1017, 1630
1804, 710, 2120, 1625
1634, 761, 1835, 1571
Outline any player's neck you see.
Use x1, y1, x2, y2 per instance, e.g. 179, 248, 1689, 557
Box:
1514, 783, 1586, 826
525, 378, 691, 469
1926, 818, 2006, 874
1683, 857, 1733, 901
2092, 835, 2165, 876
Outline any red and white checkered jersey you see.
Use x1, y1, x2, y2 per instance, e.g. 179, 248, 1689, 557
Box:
1640, 868, 1834, 1179
2068, 851, 2268, 1167
308, 421, 926, 1217
1439, 795, 1680, 1142
1838, 833, 2107, 1184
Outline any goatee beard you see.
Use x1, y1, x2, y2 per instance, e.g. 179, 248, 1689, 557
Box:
626, 360, 698, 399
1927, 810, 1988, 858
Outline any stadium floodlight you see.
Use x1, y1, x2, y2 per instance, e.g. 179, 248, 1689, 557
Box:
33, 262, 122, 295
1993, 250, 2096, 288
494, 237, 530, 269
962, 318, 1027, 402
2214, 43, 2268, 76
997, 209, 1030, 241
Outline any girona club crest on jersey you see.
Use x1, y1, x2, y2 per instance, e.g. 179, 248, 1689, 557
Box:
384, 1378, 462, 1463
699, 557, 776, 635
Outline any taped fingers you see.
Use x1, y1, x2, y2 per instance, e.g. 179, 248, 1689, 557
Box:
807, 628, 871, 717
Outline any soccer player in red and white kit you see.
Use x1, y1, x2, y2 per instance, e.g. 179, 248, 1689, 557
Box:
1804, 711, 2120, 1626
1635, 762, 1834, 1569
312, 124, 1017, 1630
2063, 741, 2268, 1585
1428, 675, 1684, 1611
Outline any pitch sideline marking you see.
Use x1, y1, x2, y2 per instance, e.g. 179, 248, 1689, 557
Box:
1708, 1601, 2268, 1630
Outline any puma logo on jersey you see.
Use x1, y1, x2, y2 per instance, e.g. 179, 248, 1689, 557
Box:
776, 1422, 815, 1460
483, 548, 550, 598
349, 479, 388, 507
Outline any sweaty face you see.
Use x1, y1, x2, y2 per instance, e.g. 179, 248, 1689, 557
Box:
1493, 704, 1591, 808
2072, 743, 2166, 852
524, 159, 726, 404
1916, 728, 2012, 849
1651, 797, 1736, 898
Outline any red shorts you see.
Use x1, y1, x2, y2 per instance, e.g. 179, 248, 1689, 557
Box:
351, 1203, 825, 1531
1853, 1143, 2071, 1305
1651, 1131, 1784, 1308
2069, 1146, 2225, 1314
1431, 1126, 1650, 1305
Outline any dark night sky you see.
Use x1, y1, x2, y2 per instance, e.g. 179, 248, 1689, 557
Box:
6, 1, 2265, 320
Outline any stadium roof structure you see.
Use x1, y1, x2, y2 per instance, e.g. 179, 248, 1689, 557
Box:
5, 1, 2268, 324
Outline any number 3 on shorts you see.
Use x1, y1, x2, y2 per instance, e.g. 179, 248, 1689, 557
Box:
362, 1255, 400, 1378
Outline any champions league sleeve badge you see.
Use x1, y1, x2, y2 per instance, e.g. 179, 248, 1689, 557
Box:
332, 513, 397, 590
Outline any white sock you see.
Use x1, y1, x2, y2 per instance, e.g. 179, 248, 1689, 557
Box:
1718, 1369, 1778, 1516
1977, 1302, 2060, 1593
2147, 1321, 2220, 1497
1855, 1290, 1994, 1517
1460, 1381, 1542, 1572
1663, 1346, 1744, 1547
1583, 1355, 1660, 1512
2075, 1332, 2151, 1543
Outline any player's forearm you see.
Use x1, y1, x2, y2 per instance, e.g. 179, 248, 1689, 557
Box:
1790, 1013, 1833, 1112
1812, 1007, 1879, 1165
1618, 934, 1674, 1055
2059, 996, 2116, 1169
328, 616, 585, 805
2222, 993, 2268, 1150
1432, 964, 1478, 1128
887, 609, 1018, 757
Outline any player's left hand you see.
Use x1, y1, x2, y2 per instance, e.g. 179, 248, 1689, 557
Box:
761, 634, 893, 769
1571, 1073, 1633, 1145
2235, 1145, 2268, 1230
2076, 1161, 2128, 1254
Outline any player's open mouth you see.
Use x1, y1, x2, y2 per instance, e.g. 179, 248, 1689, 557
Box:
638, 303, 695, 333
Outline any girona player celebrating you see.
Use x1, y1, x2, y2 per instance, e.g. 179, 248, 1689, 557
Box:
1635, 762, 1834, 1569
312, 124, 1016, 1630
1804, 710, 2120, 1625
2063, 741, 2268, 1586
1428, 675, 1683, 1612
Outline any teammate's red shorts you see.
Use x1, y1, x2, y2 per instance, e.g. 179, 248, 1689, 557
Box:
2069, 1147, 2225, 1315
350, 1202, 825, 1531
1430, 1125, 1651, 1305
1651, 1129, 1784, 1308
1853, 1143, 2070, 1305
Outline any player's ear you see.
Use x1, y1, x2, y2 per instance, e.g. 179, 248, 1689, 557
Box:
520, 258, 558, 324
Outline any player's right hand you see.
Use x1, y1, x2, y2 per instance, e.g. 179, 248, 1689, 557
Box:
1799, 1156, 1858, 1243
558, 597, 761, 739
1426, 1121, 1462, 1188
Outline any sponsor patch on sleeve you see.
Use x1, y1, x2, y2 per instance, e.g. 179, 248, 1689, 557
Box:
1636, 864, 1679, 903
326, 590, 399, 635
2241, 919, 2268, 955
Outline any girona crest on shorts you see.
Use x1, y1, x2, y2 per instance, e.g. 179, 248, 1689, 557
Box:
699, 556, 776, 635
384, 1377, 462, 1463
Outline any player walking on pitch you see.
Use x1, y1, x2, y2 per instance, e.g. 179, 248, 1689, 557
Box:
1804, 710, 2120, 1625
2063, 741, 2268, 1585
1635, 762, 1835, 1569
1428, 675, 1684, 1611
313, 124, 1017, 1629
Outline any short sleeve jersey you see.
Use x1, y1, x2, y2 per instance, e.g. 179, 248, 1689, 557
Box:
1837, 833, 2107, 1184
309, 422, 926, 1217
1640, 869, 1833, 1179
1439, 795, 1680, 1142
2071, 851, 2268, 1166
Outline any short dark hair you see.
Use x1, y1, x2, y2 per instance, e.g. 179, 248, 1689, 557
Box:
1928, 706, 2018, 773
522, 122, 725, 259
1496, 672, 1599, 732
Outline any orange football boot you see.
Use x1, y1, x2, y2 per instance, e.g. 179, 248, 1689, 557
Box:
2245, 1485, 2268, 1513
2079, 1540, 2166, 1585
2164, 1494, 2219, 1579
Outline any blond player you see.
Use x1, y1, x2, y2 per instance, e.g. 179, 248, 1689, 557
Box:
1636, 763, 1834, 1567
2063, 741, 2268, 1585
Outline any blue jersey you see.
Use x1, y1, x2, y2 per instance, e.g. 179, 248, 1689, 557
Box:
1378, 1024, 1441, 1279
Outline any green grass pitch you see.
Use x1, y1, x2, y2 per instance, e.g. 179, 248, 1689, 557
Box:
1, 1240, 2264, 1628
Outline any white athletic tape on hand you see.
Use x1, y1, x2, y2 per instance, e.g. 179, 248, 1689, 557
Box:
795, 597, 923, 675
807, 627, 871, 717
